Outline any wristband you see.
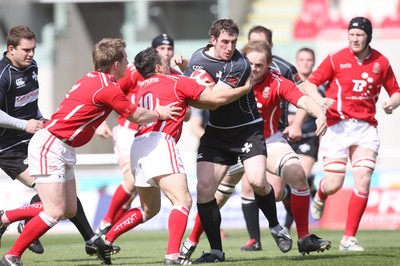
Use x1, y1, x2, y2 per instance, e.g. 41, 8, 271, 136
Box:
154, 110, 161, 120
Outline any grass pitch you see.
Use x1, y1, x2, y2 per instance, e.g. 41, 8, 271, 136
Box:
1, 229, 399, 265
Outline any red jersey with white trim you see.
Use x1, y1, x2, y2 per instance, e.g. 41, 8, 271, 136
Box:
136, 74, 205, 142
307, 47, 400, 127
117, 65, 182, 130
45, 71, 137, 147
117, 65, 143, 130
254, 69, 304, 138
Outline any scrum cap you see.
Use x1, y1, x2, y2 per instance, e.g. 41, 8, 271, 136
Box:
348, 17, 373, 44
151, 33, 174, 48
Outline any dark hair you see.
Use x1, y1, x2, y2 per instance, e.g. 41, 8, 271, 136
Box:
241, 40, 272, 66
296, 47, 315, 60
247, 25, 272, 44
92, 38, 126, 73
209, 19, 239, 39
348, 17, 373, 44
134, 47, 162, 79
6, 25, 36, 48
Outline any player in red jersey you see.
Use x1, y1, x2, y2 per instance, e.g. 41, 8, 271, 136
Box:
180, 40, 332, 258
99, 47, 251, 265
94, 33, 189, 237
303, 17, 400, 251
0, 38, 180, 266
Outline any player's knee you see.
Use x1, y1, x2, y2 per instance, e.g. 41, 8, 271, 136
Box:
352, 157, 376, 173
324, 161, 346, 177
216, 182, 235, 199
276, 152, 300, 177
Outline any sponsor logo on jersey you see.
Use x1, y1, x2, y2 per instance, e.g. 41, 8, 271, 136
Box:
340, 63, 352, 69
15, 78, 26, 88
14, 88, 39, 107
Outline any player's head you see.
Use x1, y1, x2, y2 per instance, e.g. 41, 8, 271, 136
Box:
348, 17, 372, 44
6, 25, 36, 68
92, 38, 128, 80
295, 47, 315, 78
247, 25, 273, 47
348, 17, 372, 54
134, 47, 170, 79
241, 40, 272, 83
209, 19, 239, 61
151, 33, 174, 63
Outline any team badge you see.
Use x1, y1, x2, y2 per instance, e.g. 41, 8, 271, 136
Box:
372, 62, 380, 74
262, 87, 270, 99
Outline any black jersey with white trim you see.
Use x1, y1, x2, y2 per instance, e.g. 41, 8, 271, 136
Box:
184, 45, 260, 128
0, 53, 41, 152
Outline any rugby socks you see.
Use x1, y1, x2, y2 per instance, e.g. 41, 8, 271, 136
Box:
7, 212, 57, 258
254, 187, 279, 228
241, 197, 260, 241
188, 213, 204, 244
105, 207, 144, 243
104, 184, 132, 224
166, 206, 189, 255
197, 199, 223, 251
344, 189, 369, 237
69, 197, 95, 241
290, 188, 310, 238
316, 178, 328, 201
3, 203, 43, 224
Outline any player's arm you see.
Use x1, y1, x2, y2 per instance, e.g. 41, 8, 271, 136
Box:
296, 95, 327, 137
282, 108, 307, 141
0, 109, 43, 134
189, 78, 252, 110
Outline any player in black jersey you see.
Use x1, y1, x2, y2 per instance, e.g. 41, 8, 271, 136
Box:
0, 25, 116, 266
180, 19, 290, 264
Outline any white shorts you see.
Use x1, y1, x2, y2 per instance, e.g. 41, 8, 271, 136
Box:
226, 132, 289, 175
112, 125, 137, 158
131, 132, 185, 188
28, 129, 76, 184
319, 119, 380, 158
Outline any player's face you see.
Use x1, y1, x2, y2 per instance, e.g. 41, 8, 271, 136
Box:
246, 51, 268, 83
295, 51, 315, 78
156, 44, 174, 63
8, 38, 36, 68
115, 50, 128, 80
348, 28, 368, 54
211, 31, 237, 61
158, 54, 171, 75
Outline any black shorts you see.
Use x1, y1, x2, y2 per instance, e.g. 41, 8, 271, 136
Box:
290, 136, 319, 161
197, 122, 267, 165
0, 143, 29, 179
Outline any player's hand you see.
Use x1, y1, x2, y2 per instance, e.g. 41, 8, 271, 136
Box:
282, 124, 302, 142
26, 119, 44, 134
382, 100, 394, 114
95, 121, 113, 139
170, 54, 188, 71
314, 115, 327, 137
320, 97, 335, 112
154, 99, 182, 122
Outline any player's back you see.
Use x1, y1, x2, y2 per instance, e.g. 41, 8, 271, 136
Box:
136, 74, 204, 142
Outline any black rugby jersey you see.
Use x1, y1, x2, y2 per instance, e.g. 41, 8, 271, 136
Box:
0, 53, 42, 151
270, 55, 301, 131
184, 45, 260, 129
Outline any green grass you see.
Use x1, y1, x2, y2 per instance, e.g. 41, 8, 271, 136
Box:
1, 229, 400, 265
